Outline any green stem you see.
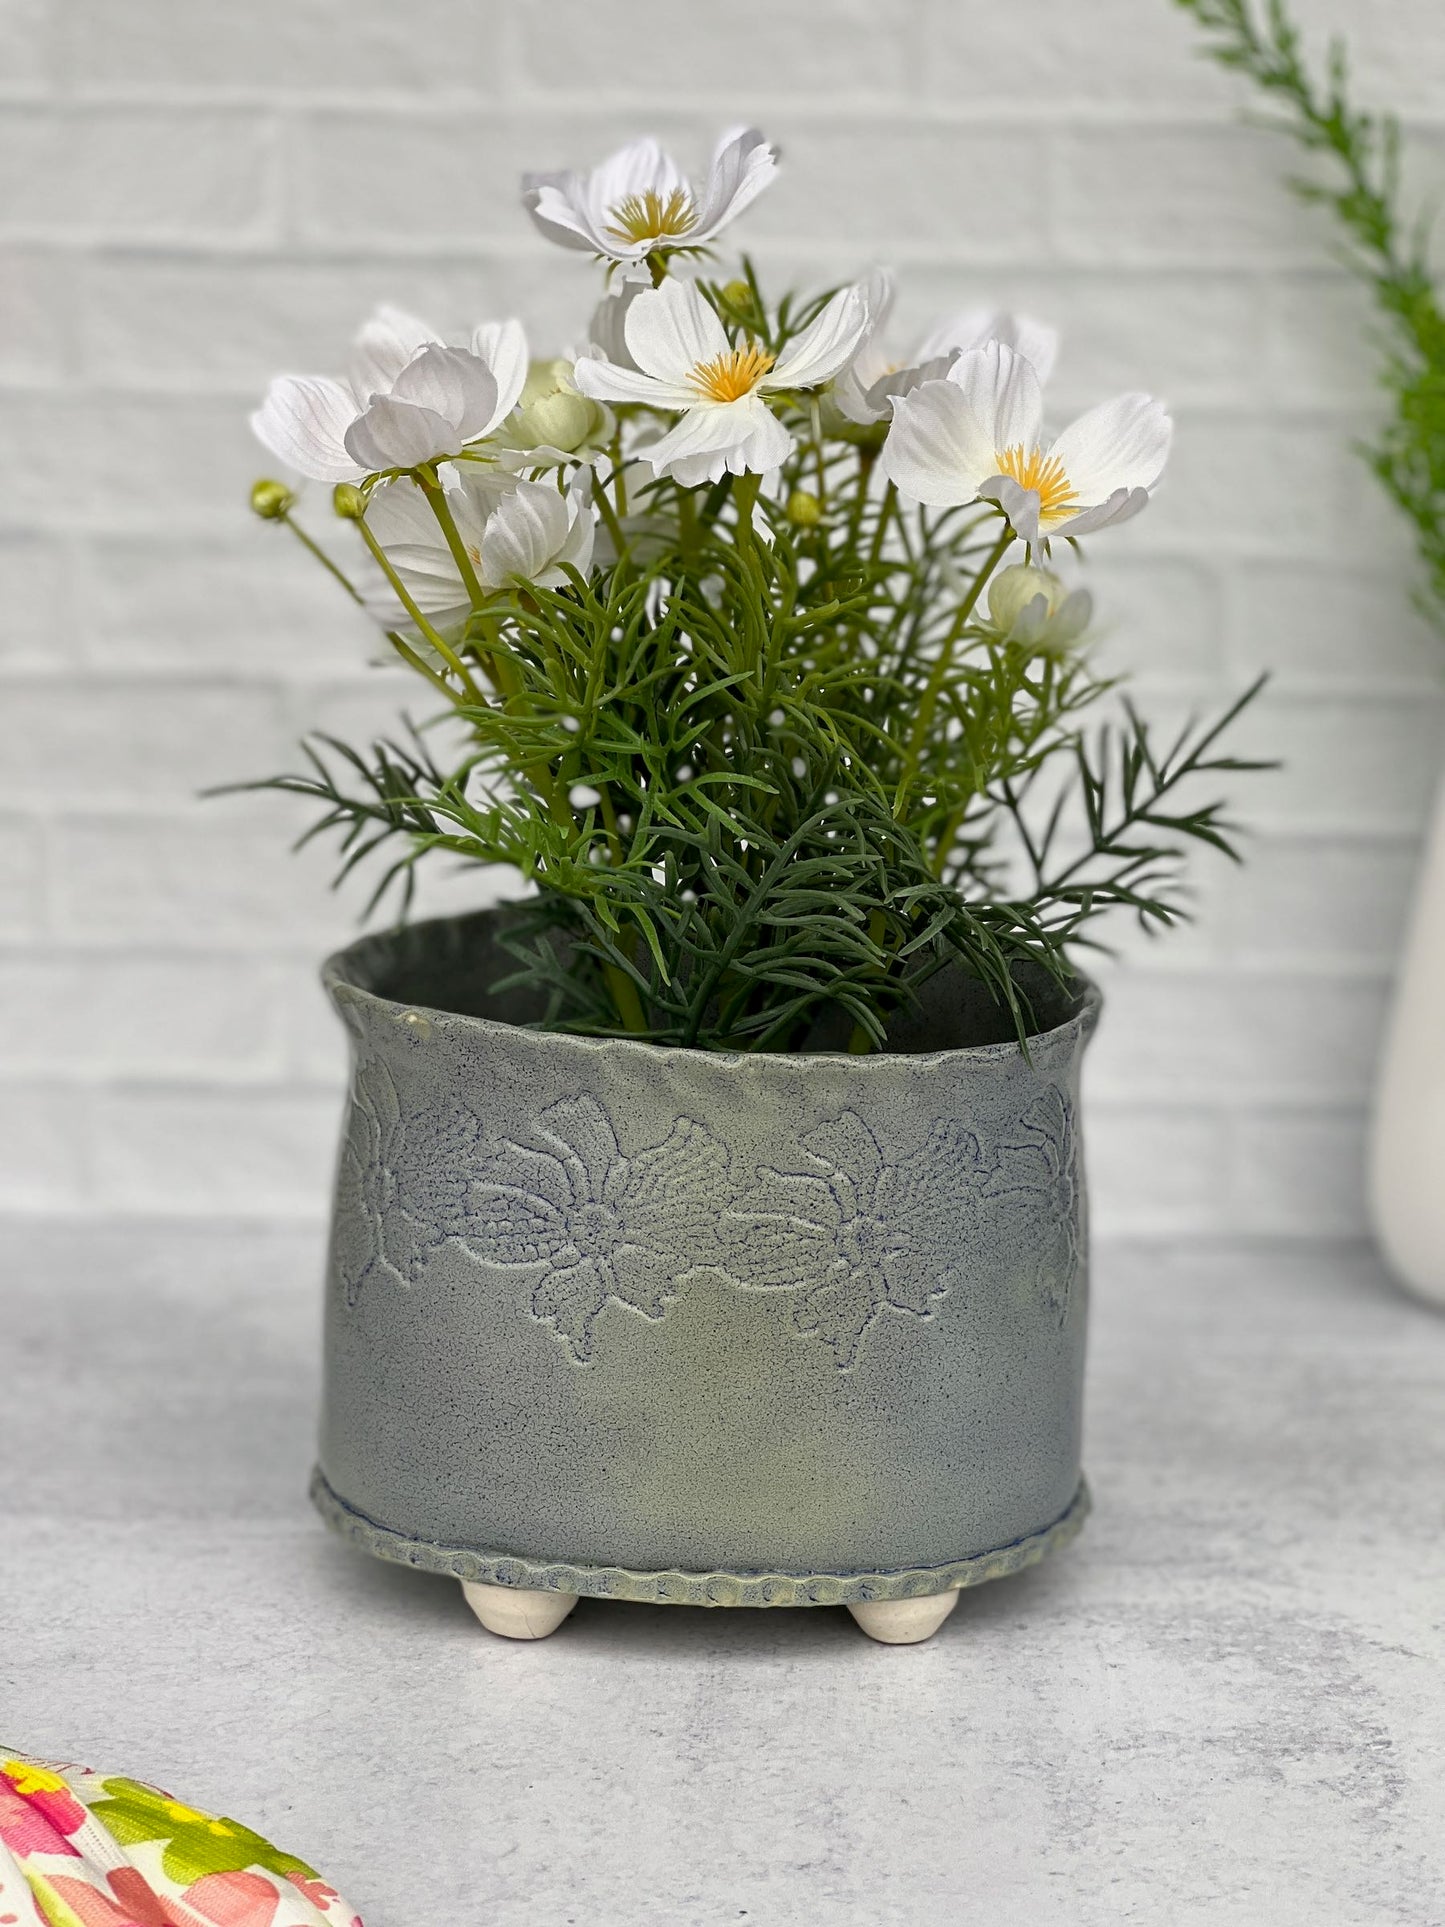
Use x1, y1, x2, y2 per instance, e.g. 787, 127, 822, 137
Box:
418, 469, 487, 609
593, 471, 629, 561
610, 431, 629, 515
384, 628, 455, 700
894, 522, 1014, 815
732, 470, 763, 549
678, 487, 700, 562
868, 479, 897, 571
280, 513, 364, 604
353, 508, 484, 703
604, 958, 649, 1035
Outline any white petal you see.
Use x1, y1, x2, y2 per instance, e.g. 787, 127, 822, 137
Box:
831, 362, 882, 425
733, 396, 795, 474
389, 345, 499, 442
349, 305, 442, 401
1053, 587, 1094, 642
548, 475, 597, 582
917, 308, 1060, 385
572, 353, 696, 409
250, 374, 363, 483
344, 396, 460, 471
877, 378, 1003, 507
691, 125, 778, 241
591, 136, 685, 210
363, 474, 445, 550
470, 318, 529, 430
521, 173, 602, 253
585, 275, 650, 369
624, 277, 730, 384
831, 268, 898, 418
857, 353, 956, 422
769, 284, 870, 391
479, 479, 568, 589
644, 396, 789, 484
450, 463, 516, 539
946, 340, 1045, 454
1049, 393, 1173, 503
977, 474, 1042, 546
1050, 485, 1153, 539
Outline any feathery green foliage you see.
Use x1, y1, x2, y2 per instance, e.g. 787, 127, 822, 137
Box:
1176, 0, 1445, 627
243, 261, 1262, 1052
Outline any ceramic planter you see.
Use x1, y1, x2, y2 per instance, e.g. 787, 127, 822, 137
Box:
312, 908, 1100, 1643
1371, 761, 1445, 1309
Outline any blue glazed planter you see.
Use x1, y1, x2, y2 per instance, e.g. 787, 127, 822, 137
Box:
312, 908, 1100, 1607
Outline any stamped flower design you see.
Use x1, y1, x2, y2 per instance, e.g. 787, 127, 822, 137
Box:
463, 1095, 730, 1362
981, 1087, 1081, 1326
724, 1109, 986, 1370
331, 1051, 481, 1308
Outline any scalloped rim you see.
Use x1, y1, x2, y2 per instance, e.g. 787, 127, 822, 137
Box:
322, 907, 1102, 1075
310, 1468, 1091, 1607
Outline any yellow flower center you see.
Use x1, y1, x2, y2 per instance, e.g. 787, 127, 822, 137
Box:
996, 444, 1078, 525
688, 343, 776, 404
603, 188, 697, 247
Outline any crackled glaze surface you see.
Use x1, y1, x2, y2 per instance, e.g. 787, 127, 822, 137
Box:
317, 909, 1100, 1588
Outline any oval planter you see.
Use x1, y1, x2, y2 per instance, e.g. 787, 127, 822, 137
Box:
312, 908, 1100, 1642
1370, 761, 1445, 1308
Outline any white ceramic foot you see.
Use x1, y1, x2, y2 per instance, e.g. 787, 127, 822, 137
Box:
462, 1581, 578, 1640
848, 1591, 960, 1644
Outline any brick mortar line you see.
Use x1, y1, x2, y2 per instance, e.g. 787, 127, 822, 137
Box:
16, 89, 1445, 136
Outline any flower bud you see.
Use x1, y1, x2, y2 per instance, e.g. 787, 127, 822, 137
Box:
332, 483, 366, 521
987, 563, 1092, 654
512, 358, 610, 455
786, 489, 824, 528
250, 478, 294, 521
720, 279, 754, 310
988, 564, 1059, 632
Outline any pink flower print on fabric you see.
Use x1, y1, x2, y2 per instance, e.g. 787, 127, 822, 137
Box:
0, 1764, 86, 1862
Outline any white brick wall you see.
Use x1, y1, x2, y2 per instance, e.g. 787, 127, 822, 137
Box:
2, 0, 1442, 1237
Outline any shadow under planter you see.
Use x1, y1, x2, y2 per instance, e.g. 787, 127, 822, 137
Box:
314, 908, 1100, 1644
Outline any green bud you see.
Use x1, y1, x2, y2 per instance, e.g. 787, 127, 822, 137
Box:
510, 358, 611, 455
987, 563, 1092, 654
786, 489, 824, 528
720, 279, 754, 311
332, 483, 366, 521
988, 564, 1060, 633
250, 478, 294, 521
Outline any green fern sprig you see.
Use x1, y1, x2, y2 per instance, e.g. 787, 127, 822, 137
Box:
1176, 0, 1445, 625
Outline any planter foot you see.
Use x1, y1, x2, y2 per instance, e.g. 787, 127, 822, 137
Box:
848, 1591, 960, 1644
462, 1581, 578, 1640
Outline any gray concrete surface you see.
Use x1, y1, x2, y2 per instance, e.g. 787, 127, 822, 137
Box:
3, 1223, 1443, 1926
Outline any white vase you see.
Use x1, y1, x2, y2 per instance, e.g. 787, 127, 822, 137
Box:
1369, 761, 1445, 1307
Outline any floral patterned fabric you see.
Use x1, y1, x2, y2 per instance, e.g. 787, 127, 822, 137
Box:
0, 1754, 362, 1927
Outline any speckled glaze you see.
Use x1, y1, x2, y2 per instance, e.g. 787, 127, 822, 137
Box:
316, 908, 1101, 1603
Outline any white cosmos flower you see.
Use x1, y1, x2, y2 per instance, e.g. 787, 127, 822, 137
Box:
879, 340, 1172, 546
523, 126, 777, 265
251, 305, 529, 483
834, 271, 1060, 427
363, 470, 596, 631
571, 275, 869, 486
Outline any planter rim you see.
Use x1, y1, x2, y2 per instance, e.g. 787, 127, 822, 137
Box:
323, 907, 1103, 1072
